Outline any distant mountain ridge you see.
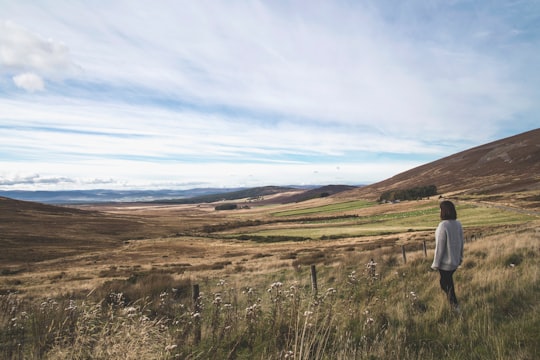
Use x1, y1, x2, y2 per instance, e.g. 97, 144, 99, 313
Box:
0, 185, 359, 205
339, 128, 540, 202
0, 188, 247, 204
154, 185, 359, 204
153, 186, 300, 204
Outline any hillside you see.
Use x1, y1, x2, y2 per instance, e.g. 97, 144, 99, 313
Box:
150, 185, 358, 205
279, 184, 358, 203
0, 197, 166, 264
339, 128, 540, 205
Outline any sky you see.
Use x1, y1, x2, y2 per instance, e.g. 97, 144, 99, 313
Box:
1, 0, 539, 191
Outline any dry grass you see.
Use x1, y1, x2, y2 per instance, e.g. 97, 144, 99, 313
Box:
1, 195, 539, 359
2, 224, 537, 359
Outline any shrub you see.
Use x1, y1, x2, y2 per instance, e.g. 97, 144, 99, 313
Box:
215, 203, 238, 211
91, 273, 192, 306
503, 252, 524, 267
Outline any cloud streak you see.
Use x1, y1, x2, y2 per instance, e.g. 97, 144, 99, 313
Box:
0, 1, 538, 190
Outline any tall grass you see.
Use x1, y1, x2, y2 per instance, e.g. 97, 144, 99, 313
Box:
1, 227, 538, 359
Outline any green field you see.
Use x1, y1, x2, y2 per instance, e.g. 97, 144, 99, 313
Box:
229, 201, 536, 239
271, 200, 376, 217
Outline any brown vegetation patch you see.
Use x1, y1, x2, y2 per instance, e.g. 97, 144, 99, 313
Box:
0, 197, 168, 264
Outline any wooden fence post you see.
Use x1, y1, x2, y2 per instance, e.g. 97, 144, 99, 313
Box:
423, 240, 427, 257
401, 245, 407, 264
310, 265, 318, 297
192, 284, 201, 344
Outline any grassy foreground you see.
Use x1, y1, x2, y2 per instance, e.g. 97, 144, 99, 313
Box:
1, 223, 538, 359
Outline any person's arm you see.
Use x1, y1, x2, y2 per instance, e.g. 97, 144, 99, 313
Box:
431, 222, 446, 270
459, 222, 464, 266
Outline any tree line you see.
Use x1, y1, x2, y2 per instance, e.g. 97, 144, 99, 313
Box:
379, 185, 437, 202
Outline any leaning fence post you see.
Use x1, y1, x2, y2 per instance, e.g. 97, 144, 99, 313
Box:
192, 284, 201, 344
423, 240, 427, 257
310, 265, 318, 297
401, 245, 407, 264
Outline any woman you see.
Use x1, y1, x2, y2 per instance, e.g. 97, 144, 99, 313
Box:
431, 200, 464, 310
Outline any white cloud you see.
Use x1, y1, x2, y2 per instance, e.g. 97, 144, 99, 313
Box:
4, 2, 527, 139
0, 160, 421, 191
0, 99, 448, 163
0, 172, 122, 191
0, 19, 76, 93
13, 72, 45, 92
0, 173, 74, 186
0, 20, 72, 73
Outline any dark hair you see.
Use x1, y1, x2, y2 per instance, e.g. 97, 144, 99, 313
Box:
440, 200, 457, 220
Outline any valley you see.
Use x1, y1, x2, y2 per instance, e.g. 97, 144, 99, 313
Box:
1, 129, 539, 359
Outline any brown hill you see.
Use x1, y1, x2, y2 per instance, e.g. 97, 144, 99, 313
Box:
338, 128, 540, 203
0, 197, 162, 264
252, 185, 358, 204
281, 185, 357, 203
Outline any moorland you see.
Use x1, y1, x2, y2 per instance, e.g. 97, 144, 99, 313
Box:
1, 129, 539, 359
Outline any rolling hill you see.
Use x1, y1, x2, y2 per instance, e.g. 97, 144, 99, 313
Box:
0, 197, 166, 264
338, 128, 540, 206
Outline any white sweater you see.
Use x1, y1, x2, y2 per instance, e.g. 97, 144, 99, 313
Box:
431, 220, 464, 271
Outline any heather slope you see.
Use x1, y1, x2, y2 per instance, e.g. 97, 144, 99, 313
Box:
339, 128, 540, 202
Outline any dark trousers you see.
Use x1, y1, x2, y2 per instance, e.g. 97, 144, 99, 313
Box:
438, 269, 458, 306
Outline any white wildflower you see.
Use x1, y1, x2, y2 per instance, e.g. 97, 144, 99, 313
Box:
243, 287, 255, 295
123, 306, 138, 315
65, 300, 77, 311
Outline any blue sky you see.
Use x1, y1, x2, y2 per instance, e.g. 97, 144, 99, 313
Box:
1, 0, 539, 190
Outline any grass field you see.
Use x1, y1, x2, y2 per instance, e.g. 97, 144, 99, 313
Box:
215, 201, 537, 240
1, 197, 538, 359
271, 200, 376, 217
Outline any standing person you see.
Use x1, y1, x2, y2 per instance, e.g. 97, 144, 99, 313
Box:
431, 200, 464, 311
